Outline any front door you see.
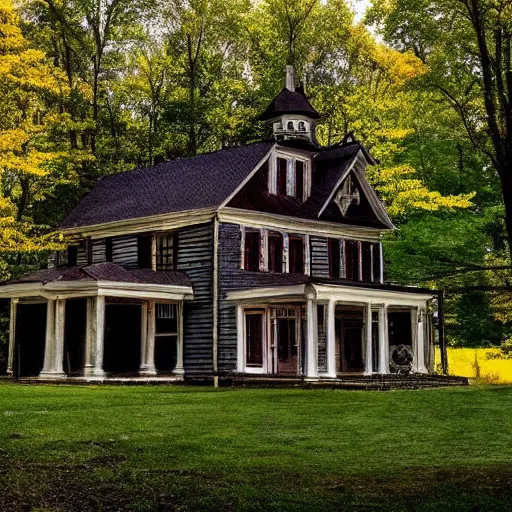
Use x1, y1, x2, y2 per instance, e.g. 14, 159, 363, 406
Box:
335, 307, 364, 373
271, 308, 300, 375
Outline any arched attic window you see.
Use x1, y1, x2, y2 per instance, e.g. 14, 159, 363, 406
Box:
298, 121, 306, 131
287, 121, 295, 130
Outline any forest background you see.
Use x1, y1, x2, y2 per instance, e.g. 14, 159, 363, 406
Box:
0, 0, 511, 371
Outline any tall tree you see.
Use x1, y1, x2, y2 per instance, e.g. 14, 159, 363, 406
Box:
368, 0, 512, 258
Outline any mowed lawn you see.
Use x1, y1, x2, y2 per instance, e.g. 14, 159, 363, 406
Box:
1, 385, 512, 511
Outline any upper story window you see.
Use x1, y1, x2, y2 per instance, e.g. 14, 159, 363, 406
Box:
328, 238, 341, 279
344, 240, 360, 281
298, 121, 306, 132
328, 239, 381, 282
268, 232, 283, 273
271, 153, 310, 201
156, 233, 176, 271
138, 235, 153, 269
244, 229, 261, 271
289, 236, 305, 274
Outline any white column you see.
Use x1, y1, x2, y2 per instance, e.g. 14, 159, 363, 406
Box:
175, 301, 185, 375
7, 299, 18, 376
325, 299, 336, 378
364, 303, 373, 375
305, 297, 318, 378
378, 305, 389, 374
40, 299, 66, 378
416, 308, 427, 373
84, 296, 105, 378
140, 301, 157, 375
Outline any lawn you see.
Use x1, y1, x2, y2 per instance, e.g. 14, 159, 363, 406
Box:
1, 384, 512, 511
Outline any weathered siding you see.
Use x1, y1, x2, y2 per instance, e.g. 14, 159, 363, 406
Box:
92, 239, 106, 264
176, 223, 214, 374
77, 243, 88, 266
112, 236, 138, 267
310, 236, 329, 278
218, 223, 242, 371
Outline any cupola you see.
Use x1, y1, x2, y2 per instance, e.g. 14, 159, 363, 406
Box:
258, 65, 320, 143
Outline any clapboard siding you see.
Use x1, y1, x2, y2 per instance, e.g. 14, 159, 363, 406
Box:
310, 236, 329, 278
112, 236, 138, 267
92, 239, 106, 264
177, 223, 214, 374
77, 243, 88, 266
218, 223, 243, 371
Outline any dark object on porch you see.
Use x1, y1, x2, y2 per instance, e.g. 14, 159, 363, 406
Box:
64, 299, 87, 375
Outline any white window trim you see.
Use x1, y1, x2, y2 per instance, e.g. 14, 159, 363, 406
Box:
271, 151, 311, 201
238, 306, 268, 374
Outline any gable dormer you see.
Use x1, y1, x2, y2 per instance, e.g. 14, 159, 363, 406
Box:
268, 148, 312, 202
259, 66, 320, 144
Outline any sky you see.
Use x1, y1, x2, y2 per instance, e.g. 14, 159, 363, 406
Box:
352, 0, 370, 22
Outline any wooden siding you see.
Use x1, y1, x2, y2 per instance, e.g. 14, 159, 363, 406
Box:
112, 236, 138, 268
310, 236, 329, 278
92, 239, 106, 264
176, 223, 214, 374
77, 243, 88, 266
218, 223, 243, 371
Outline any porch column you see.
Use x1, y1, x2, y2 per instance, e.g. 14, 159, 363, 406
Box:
84, 296, 106, 378
139, 301, 156, 376
325, 299, 336, 378
416, 308, 427, 373
377, 305, 389, 374
7, 299, 18, 376
174, 301, 185, 375
40, 298, 66, 378
305, 297, 318, 378
364, 303, 373, 375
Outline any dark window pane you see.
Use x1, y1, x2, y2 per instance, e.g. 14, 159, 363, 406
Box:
373, 243, 381, 282
246, 313, 263, 366
244, 231, 260, 271
157, 234, 175, 271
362, 242, 372, 282
295, 161, 304, 200
289, 237, 304, 274
105, 238, 113, 262
329, 238, 340, 278
138, 235, 153, 269
345, 241, 359, 280
277, 158, 287, 195
268, 232, 283, 273
68, 245, 78, 267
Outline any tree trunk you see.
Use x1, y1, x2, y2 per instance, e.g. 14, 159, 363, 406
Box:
499, 160, 512, 261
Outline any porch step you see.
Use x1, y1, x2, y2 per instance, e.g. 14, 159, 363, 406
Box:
220, 374, 469, 390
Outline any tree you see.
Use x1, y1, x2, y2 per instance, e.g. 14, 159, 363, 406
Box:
368, 0, 512, 259
0, 0, 66, 272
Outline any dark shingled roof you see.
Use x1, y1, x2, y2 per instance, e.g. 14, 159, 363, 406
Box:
258, 88, 320, 121
8, 263, 192, 288
60, 142, 274, 229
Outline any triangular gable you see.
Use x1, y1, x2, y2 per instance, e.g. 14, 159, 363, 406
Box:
318, 150, 394, 229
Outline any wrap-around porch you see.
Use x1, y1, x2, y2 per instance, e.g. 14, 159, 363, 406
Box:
1, 263, 193, 380
230, 282, 434, 378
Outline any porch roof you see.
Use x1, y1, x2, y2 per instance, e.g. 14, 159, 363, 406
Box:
225, 271, 435, 305
0, 263, 194, 301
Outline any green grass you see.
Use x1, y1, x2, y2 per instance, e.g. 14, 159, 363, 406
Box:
1, 384, 512, 511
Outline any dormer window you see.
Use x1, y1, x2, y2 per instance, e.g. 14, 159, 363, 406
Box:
269, 153, 311, 201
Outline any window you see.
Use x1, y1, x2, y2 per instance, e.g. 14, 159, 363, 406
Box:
137, 235, 153, 269
362, 242, 372, 282
68, 245, 78, 266
245, 311, 264, 367
268, 232, 283, 273
156, 234, 176, 271
298, 121, 306, 131
295, 160, 304, 200
155, 303, 178, 373
328, 238, 341, 278
289, 237, 304, 274
373, 242, 381, 283
105, 238, 113, 263
277, 158, 288, 195
287, 121, 295, 130
244, 230, 261, 271
345, 240, 359, 280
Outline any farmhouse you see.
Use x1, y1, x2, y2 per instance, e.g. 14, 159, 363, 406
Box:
1, 67, 442, 383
